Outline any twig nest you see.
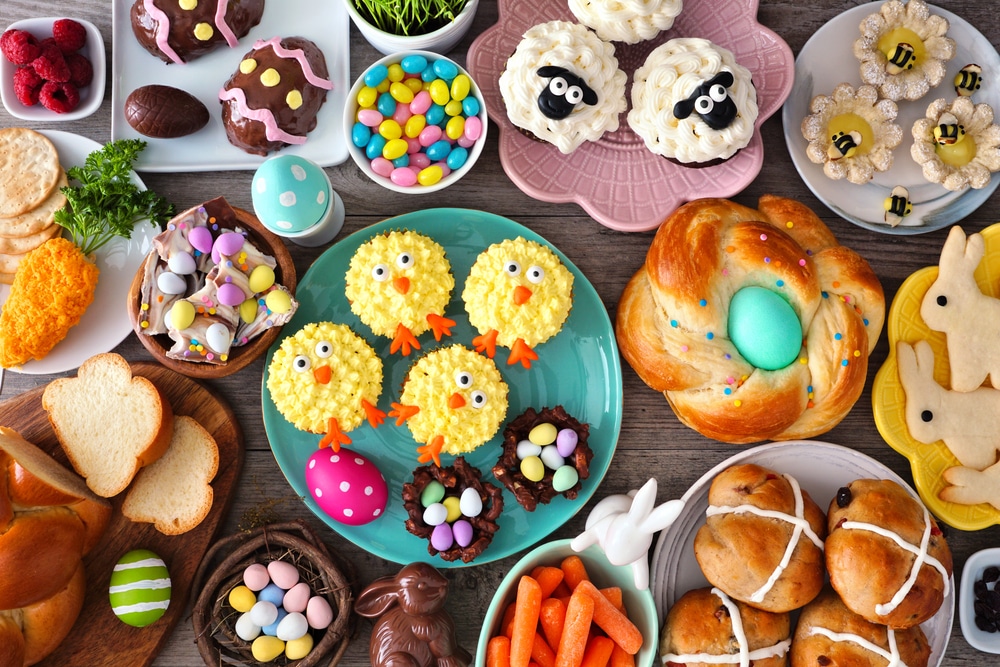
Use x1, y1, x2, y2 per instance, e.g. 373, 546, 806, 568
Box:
911, 96, 1000, 190
801, 83, 903, 184
854, 0, 955, 101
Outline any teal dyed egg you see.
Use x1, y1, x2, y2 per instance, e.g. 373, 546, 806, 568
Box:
252, 155, 331, 234
109, 549, 171, 628
727, 286, 802, 371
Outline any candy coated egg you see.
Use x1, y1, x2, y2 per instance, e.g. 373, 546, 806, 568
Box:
459, 487, 483, 517
276, 611, 309, 641
156, 271, 187, 296
305, 449, 388, 525
556, 428, 578, 457
235, 611, 262, 641
442, 495, 462, 522
420, 480, 446, 506
528, 423, 557, 446
422, 502, 448, 526
169, 300, 196, 330
243, 563, 270, 591
109, 549, 171, 628
552, 465, 580, 493
431, 522, 454, 551
252, 155, 331, 234
252, 635, 286, 662
452, 519, 474, 547
240, 297, 260, 323
266, 289, 293, 314
249, 264, 276, 293
250, 600, 278, 627
258, 582, 285, 606
267, 560, 300, 590
188, 225, 214, 254
520, 455, 545, 482
167, 251, 196, 275
540, 445, 565, 471
306, 595, 334, 630
283, 582, 311, 613
228, 585, 257, 613
285, 632, 314, 660
727, 286, 802, 371
516, 440, 542, 459
206, 323, 231, 355
217, 281, 246, 307
213, 231, 246, 260
262, 607, 287, 636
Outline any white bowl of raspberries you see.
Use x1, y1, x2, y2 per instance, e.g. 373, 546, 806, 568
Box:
0, 17, 105, 120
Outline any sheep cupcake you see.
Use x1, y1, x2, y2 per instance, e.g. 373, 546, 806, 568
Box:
568, 0, 683, 44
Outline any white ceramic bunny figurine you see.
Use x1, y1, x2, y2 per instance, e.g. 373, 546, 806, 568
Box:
570, 478, 684, 590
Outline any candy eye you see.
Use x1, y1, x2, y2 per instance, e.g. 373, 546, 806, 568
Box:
455, 370, 473, 389
709, 83, 728, 102
372, 263, 390, 281
566, 86, 583, 104
550, 77, 567, 94
504, 260, 521, 277
396, 252, 414, 269
695, 95, 714, 115
526, 265, 545, 284
470, 390, 487, 409
315, 340, 333, 358
292, 355, 311, 373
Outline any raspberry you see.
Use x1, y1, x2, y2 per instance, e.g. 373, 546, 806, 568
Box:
32, 41, 70, 83
65, 52, 93, 88
1, 29, 41, 65
13, 66, 43, 106
39, 80, 79, 113
52, 19, 87, 53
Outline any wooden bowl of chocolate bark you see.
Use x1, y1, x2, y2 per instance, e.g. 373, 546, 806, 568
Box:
127, 196, 297, 378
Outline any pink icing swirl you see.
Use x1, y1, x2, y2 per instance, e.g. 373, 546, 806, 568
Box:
143, 0, 184, 64
214, 0, 239, 47
251, 37, 333, 90
218, 86, 307, 145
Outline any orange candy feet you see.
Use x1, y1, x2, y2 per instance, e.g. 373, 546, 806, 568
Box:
319, 417, 351, 451
389, 402, 420, 426
473, 329, 499, 358
390, 323, 420, 356
362, 399, 386, 428
508, 338, 539, 368
417, 435, 445, 467
427, 313, 456, 341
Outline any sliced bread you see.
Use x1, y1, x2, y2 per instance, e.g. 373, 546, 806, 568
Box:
122, 415, 219, 535
41, 353, 173, 497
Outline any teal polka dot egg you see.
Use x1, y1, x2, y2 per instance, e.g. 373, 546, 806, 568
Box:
109, 549, 172, 628
252, 155, 331, 234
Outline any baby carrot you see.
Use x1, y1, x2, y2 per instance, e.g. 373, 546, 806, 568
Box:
551, 581, 573, 599
580, 636, 615, 667
599, 587, 623, 610
533, 566, 566, 599
575, 580, 642, 655
560, 555, 590, 591
510, 576, 543, 667
609, 645, 634, 667
488, 636, 512, 667
532, 632, 557, 667
555, 587, 595, 667
503, 600, 517, 638
539, 597, 566, 651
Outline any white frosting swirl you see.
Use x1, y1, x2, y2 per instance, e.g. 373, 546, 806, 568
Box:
628, 37, 758, 163
499, 21, 627, 154
568, 0, 683, 44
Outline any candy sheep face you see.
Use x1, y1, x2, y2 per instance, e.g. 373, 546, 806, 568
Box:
305, 449, 388, 525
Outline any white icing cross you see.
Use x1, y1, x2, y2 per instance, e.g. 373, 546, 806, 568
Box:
705, 474, 825, 603
807, 626, 909, 667
659, 588, 791, 667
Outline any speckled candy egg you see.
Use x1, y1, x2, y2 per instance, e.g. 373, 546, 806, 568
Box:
109, 549, 171, 628
305, 449, 388, 525
252, 155, 331, 234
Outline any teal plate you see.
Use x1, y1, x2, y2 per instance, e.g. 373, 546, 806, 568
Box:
261, 208, 623, 567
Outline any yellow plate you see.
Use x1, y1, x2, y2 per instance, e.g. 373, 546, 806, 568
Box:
873, 223, 1000, 530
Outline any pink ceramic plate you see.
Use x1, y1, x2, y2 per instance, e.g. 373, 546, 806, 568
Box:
467, 0, 794, 232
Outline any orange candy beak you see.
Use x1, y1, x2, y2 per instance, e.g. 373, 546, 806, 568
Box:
513, 285, 532, 305
393, 276, 410, 295
313, 365, 332, 385
448, 392, 466, 409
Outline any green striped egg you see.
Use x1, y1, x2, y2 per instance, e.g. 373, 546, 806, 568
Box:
109, 549, 172, 628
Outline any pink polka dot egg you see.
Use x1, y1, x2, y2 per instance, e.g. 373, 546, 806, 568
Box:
304, 448, 388, 525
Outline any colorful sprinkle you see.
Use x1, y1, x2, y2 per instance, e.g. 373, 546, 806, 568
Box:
821, 291, 829, 298
785, 221, 794, 228
764, 257, 771, 263
776, 279, 784, 287
799, 258, 806, 266
760, 234, 768, 241
841, 359, 849, 366
834, 332, 842, 340
680, 345, 689, 352
699, 299, 707, 307
670, 319, 678, 327
724, 387, 732, 395
706, 332, 714, 340
853, 349, 861, 357
734, 400, 742, 407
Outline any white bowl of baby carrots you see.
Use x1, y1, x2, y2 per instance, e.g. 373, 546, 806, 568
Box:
477, 539, 658, 667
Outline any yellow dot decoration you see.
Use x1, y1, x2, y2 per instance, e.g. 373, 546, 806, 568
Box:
734, 400, 742, 407
785, 221, 794, 228
240, 58, 258, 74
193, 22, 214, 41
799, 357, 808, 364
286, 90, 303, 110
260, 68, 281, 87
179, 0, 197, 9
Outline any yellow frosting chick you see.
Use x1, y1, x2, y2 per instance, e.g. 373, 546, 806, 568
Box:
267, 321, 385, 450
345, 230, 456, 356
389, 344, 509, 466
462, 236, 574, 368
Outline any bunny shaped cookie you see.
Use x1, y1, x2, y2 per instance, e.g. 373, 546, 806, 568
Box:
355, 562, 471, 667
920, 225, 1000, 391
570, 478, 684, 590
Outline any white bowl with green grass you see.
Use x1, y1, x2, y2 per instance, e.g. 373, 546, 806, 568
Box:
344, 0, 479, 55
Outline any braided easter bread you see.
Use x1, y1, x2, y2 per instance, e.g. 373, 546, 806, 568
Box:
616, 195, 885, 443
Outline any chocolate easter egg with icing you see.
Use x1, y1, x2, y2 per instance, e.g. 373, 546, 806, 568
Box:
219, 36, 333, 156
130, 0, 265, 65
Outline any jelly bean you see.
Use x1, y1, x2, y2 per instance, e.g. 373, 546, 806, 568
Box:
351, 121, 371, 148
434, 162, 452, 178
375, 78, 390, 93
421, 480, 446, 506
450, 73, 471, 101
410, 152, 431, 169
390, 167, 418, 187
433, 58, 459, 81
419, 124, 443, 147
421, 63, 437, 82
387, 63, 405, 82
401, 54, 428, 74
371, 157, 394, 178
378, 119, 402, 140
357, 86, 378, 109
429, 79, 450, 106
442, 495, 461, 522
425, 104, 445, 126
382, 138, 408, 160
391, 154, 410, 168
357, 108, 383, 127
405, 114, 427, 138
446, 146, 468, 170
457, 135, 476, 149
389, 81, 414, 104
410, 90, 432, 115
425, 139, 451, 162
444, 99, 463, 117
418, 165, 444, 186
529, 422, 557, 446
229, 585, 257, 613
365, 134, 386, 159
376, 92, 396, 117
404, 77, 424, 94
552, 465, 580, 492
520, 455, 545, 482
405, 137, 422, 154
463, 115, 483, 142
364, 64, 388, 87
445, 115, 465, 140
540, 445, 565, 471
556, 428, 578, 457
251, 636, 285, 662
392, 104, 412, 125
285, 632, 313, 660
462, 96, 480, 117
431, 523, 454, 551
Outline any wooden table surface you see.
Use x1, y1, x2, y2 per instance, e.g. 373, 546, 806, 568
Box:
3, 0, 999, 665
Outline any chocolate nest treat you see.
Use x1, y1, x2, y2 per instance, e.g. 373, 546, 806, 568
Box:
493, 406, 593, 511
401, 457, 503, 563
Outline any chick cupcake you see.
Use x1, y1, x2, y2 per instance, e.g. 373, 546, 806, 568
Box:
345, 230, 456, 356
910, 96, 1000, 190
389, 344, 509, 466
267, 321, 385, 450
462, 237, 574, 369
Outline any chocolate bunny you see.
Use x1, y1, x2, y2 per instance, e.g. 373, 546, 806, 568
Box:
355, 562, 472, 667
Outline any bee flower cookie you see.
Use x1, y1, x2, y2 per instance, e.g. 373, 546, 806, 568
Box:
911, 96, 1000, 190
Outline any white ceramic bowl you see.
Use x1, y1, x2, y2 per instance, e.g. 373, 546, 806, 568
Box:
960, 547, 1000, 654
344, 49, 488, 195
476, 539, 659, 667
0, 17, 105, 121
343, 0, 479, 56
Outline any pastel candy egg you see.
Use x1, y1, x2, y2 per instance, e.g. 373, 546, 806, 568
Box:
459, 486, 482, 517
240, 297, 260, 323
529, 423, 557, 446
252, 155, 331, 234
251, 635, 286, 662
235, 611, 262, 641
109, 549, 171, 628
520, 455, 545, 482
258, 582, 285, 606
169, 300, 196, 330
249, 264, 276, 293
167, 251, 197, 275
540, 445, 565, 471
431, 522, 454, 551
156, 271, 187, 296
188, 225, 214, 254
306, 595, 334, 630
250, 600, 278, 627
213, 231, 246, 261
420, 480, 446, 506
422, 502, 448, 526
267, 560, 300, 590
262, 606, 288, 636
228, 585, 257, 613
552, 465, 580, 493
243, 563, 270, 591
556, 428, 578, 457
516, 439, 541, 459
452, 519, 474, 547
277, 611, 310, 641
217, 281, 246, 307
442, 495, 462, 522
283, 582, 311, 614
727, 286, 803, 371
305, 449, 388, 525
265, 289, 293, 314
285, 632, 314, 660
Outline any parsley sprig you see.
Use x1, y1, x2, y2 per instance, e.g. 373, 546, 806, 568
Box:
53, 139, 174, 257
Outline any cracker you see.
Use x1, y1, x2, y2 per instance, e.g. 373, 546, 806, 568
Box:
0, 223, 60, 255
0, 272, 15, 285
0, 170, 68, 238
0, 128, 62, 218
0, 250, 28, 275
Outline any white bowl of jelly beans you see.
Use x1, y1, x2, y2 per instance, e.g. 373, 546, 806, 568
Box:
344, 50, 487, 193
